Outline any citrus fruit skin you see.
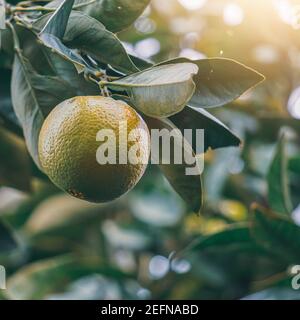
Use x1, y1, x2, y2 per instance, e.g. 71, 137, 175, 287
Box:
38, 96, 150, 202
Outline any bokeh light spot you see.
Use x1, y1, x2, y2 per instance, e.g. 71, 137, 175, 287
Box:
171, 259, 191, 274
134, 38, 161, 59
149, 255, 169, 279
253, 45, 280, 64
223, 3, 244, 26
178, 0, 207, 11
288, 86, 300, 119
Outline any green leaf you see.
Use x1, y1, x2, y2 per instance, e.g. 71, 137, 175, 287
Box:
41, 0, 75, 38
251, 204, 300, 262
0, 127, 31, 191
266, 135, 292, 216
5, 256, 90, 299
129, 54, 152, 70
160, 57, 265, 109
0, 28, 13, 55
42, 47, 98, 95
243, 287, 300, 300
11, 50, 77, 167
106, 63, 199, 118
15, 25, 53, 75
39, 0, 87, 71
289, 156, 300, 174
11, 53, 45, 168
102, 221, 151, 251
5, 255, 130, 299
83, 0, 151, 33
64, 12, 139, 74
0, 69, 22, 135
170, 106, 241, 152
0, 219, 18, 254
145, 117, 202, 213
184, 224, 252, 253
0, 97, 21, 135
29, 74, 80, 115
24, 194, 120, 237
34, 11, 139, 74
4, 183, 59, 230
39, 33, 87, 71
46, 0, 151, 33
5, 256, 78, 299
129, 190, 184, 227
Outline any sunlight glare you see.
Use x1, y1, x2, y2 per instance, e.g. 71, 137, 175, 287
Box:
274, 0, 300, 29
223, 3, 244, 26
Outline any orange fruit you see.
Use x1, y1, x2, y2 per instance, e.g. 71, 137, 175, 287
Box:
38, 96, 150, 202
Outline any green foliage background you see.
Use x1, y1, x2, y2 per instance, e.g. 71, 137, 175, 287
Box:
1, 0, 300, 300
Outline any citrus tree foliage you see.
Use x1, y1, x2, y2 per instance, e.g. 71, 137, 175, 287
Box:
1, 0, 299, 300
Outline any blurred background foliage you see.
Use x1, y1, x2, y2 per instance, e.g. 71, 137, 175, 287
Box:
1, 0, 300, 300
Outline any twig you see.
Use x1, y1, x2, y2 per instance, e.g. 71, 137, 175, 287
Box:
12, 5, 53, 12
6, 21, 20, 51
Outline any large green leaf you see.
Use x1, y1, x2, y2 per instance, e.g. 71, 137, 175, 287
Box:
47, 0, 151, 33
0, 219, 18, 254
160, 58, 265, 109
34, 11, 139, 74
145, 117, 202, 213
106, 63, 198, 117
170, 106, 241, 152
11, 50, 77, 167
267, 135, 292, 216
0, 127, 31, 191
251, 204, 300, 262
11, 53, 45, 168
